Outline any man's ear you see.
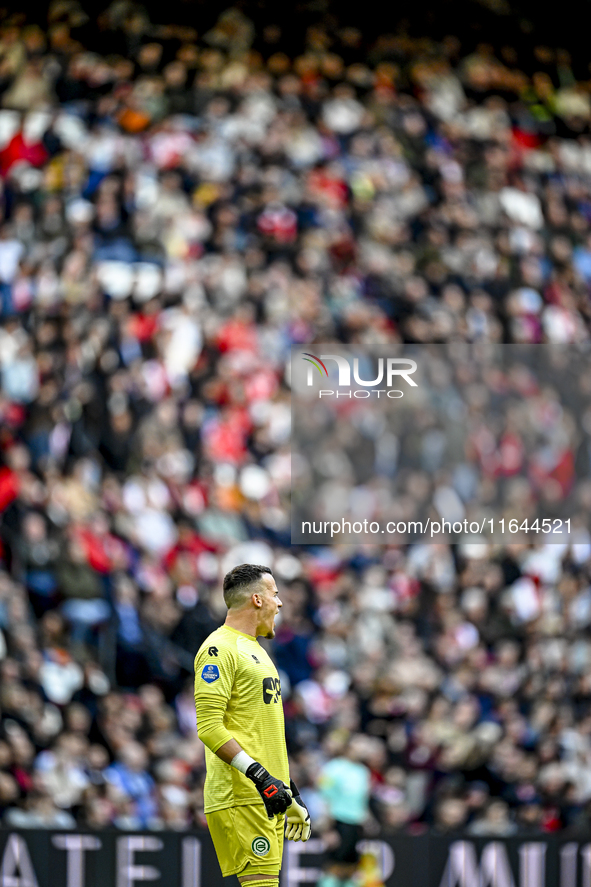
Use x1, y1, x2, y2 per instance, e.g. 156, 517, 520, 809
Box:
252, 592, 262, 608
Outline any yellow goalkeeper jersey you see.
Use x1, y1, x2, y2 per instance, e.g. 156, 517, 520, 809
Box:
194, 625, 289, 813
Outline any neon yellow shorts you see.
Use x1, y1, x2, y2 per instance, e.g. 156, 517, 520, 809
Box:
206, 804, 285, 878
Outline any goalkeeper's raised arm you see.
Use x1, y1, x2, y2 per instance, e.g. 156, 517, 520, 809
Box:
194, 563, 310, 887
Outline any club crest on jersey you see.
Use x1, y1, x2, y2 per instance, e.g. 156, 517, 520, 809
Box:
201, 664, 220, 683
251, 836, 270, 857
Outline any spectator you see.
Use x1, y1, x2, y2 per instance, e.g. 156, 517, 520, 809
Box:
432, 797, 469, 835
57, 539, 110, 646
14, 511, 59, 616
467, 799, 518, 836
35, 732, 89, 810
103, 741, 157, 829
4, 790, 76, 828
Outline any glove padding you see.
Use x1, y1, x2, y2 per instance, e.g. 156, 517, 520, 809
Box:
246, 762, 292, 819
285, 779, 311, 841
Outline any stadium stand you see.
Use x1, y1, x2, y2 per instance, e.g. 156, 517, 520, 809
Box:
0, 0, 590, 842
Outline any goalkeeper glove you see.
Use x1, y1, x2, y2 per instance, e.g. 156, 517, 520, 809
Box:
285, 779, 311, 841
246, 762, 292, 818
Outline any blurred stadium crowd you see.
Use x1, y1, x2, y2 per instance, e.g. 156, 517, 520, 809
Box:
0, 0, 591, 841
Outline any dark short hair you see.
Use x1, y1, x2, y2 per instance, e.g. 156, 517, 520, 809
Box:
222, 563, 273, 609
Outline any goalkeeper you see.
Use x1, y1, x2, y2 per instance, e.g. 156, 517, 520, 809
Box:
194, 564, 311, 886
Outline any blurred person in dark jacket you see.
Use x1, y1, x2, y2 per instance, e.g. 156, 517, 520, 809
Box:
58, 538, 110, 646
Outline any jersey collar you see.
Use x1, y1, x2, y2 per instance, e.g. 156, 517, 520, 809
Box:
222, 624, 258, 641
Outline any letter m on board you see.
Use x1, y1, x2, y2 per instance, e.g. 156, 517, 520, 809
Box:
439, 840, 547, 887
439, 842, 515, 887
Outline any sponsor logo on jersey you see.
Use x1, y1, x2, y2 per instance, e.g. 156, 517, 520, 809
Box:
201, 664, 220, 683
208, 646, 218, 657
262, 676, 281, 703
251, 836, 271, 857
